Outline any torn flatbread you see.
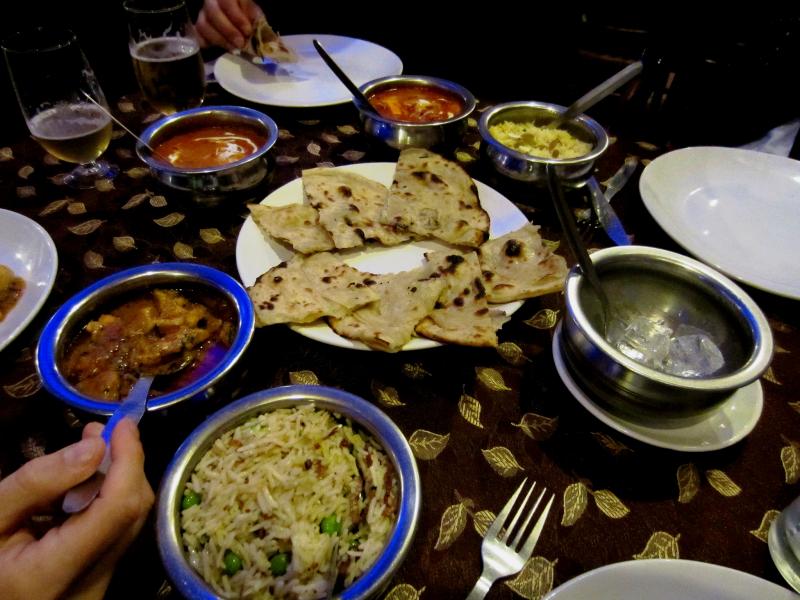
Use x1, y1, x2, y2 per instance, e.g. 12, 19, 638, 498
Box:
249, 204, 335, 254
384, 148, 490, 247
478, 223, 568, 303
243, 15, 297, 62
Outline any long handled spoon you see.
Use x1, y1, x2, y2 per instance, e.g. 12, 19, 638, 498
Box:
312, 39, 377, 115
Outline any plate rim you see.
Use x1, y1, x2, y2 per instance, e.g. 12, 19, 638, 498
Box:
0, 208, 58, 352
235, 161, 529, 352
639, 145, 800, 300
213, 33, 403, 108
551, 322, 763, 452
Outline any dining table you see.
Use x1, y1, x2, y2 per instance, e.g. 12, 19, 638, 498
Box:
0, 51, 798, 600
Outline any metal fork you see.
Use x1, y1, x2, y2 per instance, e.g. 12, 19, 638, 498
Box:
466, 478, 554, 599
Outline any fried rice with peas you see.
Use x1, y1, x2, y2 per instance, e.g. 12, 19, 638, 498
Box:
180, 405, 399, 599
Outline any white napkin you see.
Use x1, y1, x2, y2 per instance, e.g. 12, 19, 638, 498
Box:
739, 118, 800, 157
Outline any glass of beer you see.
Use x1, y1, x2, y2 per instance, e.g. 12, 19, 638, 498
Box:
2, 27, 117, 188
124, 0, 205, 115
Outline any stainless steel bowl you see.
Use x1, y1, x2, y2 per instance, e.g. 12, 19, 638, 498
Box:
478, 100, 608, 183
36, 263, 255, 416
136, 105, 278, 200
357, 75, 476, 150
157, 384, 421, 600
561, 246, 773, 419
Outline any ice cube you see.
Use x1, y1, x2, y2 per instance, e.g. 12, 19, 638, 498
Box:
607, 313, 673, 368
664, 325, 725, 377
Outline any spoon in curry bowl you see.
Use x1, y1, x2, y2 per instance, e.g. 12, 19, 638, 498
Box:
312, 39, 379, 116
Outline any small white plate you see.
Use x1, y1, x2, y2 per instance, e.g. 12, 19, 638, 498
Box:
543, 559, 797, 600
639, 146, 800, 300
214, 34, 403, 108
236, 162, 529, 351
0, 209, 58, 352
552, 323, 763, 452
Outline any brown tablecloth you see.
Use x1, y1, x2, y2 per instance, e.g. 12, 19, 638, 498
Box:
0, 83, 798, 599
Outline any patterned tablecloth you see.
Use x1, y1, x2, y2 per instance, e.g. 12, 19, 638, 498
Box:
0, 82, 798, 599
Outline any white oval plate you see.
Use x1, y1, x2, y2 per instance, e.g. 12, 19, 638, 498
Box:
0, 209, 58, 352
543, 559, 797, 600
236, 162, 528, 351
552, 323, 762, 452
639, 146, 800, 300
214, 34, 403, 108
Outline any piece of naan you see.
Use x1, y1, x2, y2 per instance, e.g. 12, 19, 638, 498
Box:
478, 223, 568, 303
243, 15, 297, 62
248, 204, 335, 254
330, 266, 445, 352
415, 251, 510, 347
384, 148, 490, 247
247, 253, 378, 326
302, 168, 410, 249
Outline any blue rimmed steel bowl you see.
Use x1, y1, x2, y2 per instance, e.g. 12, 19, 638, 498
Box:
156, 385, 421, 600
36, 262, 255, 415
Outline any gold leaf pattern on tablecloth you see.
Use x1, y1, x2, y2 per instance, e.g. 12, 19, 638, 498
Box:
84, 250, 104, 269
342, 150, 366, 162
371, 380, 405, 407
316, 161, 335, 169
49, 173, 70, 186
17, 186, 36, 198
320, 133, 341, 144
125, 167, 150, 179
409, 430, 449, 460
384, 584, 425, 600
117, 100, 135, 113
476, 367, 511, 391
173, 242, 194, 259
116, 148, 133, 160
750, 510, 780, 542
67, 202, 87, 215
505, 556, 557, 600
275, 155, 300, 165
524, 309, 559, 330
467, 117, 478, 128
434, 502, 469, 550
68, 219, 105, 235
781, 444, 800, 484
455, 150, 476, 163
95, 179, 114, 192
574, 208, 592, 221
591, 432, 632, 455
299, 119, 320, 126
636, 141, 659, 151
633, 531, 680, 559
17, 165, 34, 179
401, 363, 430, 380
39, 198, 71, 216
43, 153, 60, 164
199, 228, 225, 244
592, 489, 630, 518
336, 124, 358, 135
482, 447, 524, 477
473, 509, 495, 537
763, 366, 782, 386
289, 370, 319, 385
111, 129, 125, 139
122, 191, 151, 209
769, 319, 793, 333
705, 470, 741, 496
3, 373, 42, 398
775, 344, 790, 354
458, 393, 484, 429
143, 113, 160, 124
789, 402, 800, 415
278, 128, 294, 139
0, 147, 14, 160
497, 342, 529, 366
677, 463, 700, 503
149, 195, 167, 208
154, 212, 185, 227
512, 413, 558, 441
307, 142, 321, 156
113, 236, 136, 252
561, 482, 588, 526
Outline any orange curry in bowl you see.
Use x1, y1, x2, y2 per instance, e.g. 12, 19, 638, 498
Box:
61, 288, 235, 402
153, 124, 268, 169
367, 84, 465, 123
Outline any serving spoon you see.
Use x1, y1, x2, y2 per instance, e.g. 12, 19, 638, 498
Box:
312, 39, 378, 116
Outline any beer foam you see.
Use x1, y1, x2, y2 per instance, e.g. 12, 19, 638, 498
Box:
29, 104, 111, 140
132, 36, 199, 62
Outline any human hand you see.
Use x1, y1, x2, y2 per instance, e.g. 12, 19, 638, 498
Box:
195, 0, 264, 51
0, 419, 155, 600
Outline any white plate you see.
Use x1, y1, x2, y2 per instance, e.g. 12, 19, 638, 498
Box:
552, 323, 762, 452
214, 34, 403, 108
639, 147, 800, 300
543, 559, 797, 600
0, 209, 58, 352
236, 162, 528, 351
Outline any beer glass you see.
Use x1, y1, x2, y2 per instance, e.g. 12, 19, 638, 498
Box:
124, 0, 205, 115
2, 27, 117, 188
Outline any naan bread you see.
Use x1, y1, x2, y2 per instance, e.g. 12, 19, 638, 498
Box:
243, 15, 296, 62
385, 148, 490, 247
330, 266, 445, 352
248, 204, 335, 254
247, 253, 378, 326
302, 168, 410, 248
415, 251, 510, 347
478, 223, 568, 303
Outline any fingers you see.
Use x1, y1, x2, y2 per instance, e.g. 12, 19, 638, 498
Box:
243, 0, 264, 22
196, 0, 251, 50
81, 422, 104, 440
0, 436, 105, 532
